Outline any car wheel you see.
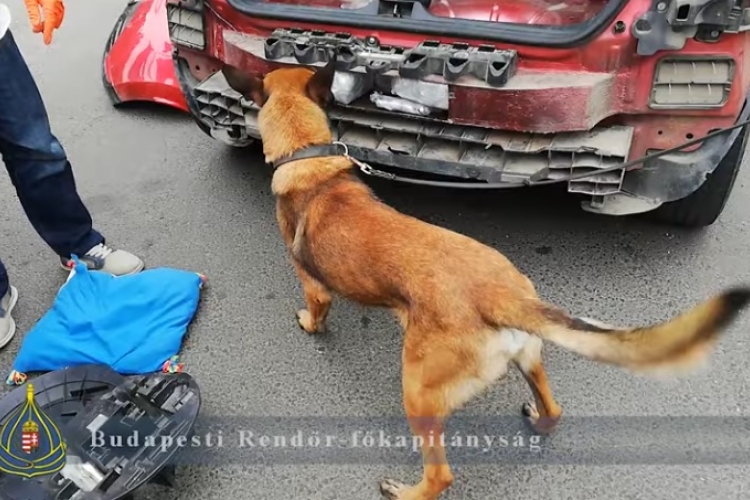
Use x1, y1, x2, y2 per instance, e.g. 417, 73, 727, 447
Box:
647, 124, 749, 228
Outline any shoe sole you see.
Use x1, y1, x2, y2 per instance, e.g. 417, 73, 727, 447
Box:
0, 286, 18, 349
60, 260, 146, 275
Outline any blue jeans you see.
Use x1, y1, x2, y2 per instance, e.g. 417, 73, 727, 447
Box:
0, 31, 104, 298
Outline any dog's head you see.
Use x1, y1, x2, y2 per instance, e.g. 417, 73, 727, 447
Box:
220, 57, 337, 163
221, 55, 337, 111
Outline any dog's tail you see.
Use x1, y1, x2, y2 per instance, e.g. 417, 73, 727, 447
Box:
508, 287, 750, 374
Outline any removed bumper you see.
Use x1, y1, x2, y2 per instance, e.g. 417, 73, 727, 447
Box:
103, 0, 189, 112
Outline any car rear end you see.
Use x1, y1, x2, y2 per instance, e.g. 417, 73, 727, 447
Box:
166, 0, 750, 224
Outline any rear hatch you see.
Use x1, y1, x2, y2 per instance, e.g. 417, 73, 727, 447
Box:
224, 0, 622, 46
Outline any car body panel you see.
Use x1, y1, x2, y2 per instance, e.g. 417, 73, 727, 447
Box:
103, 0, 189, 112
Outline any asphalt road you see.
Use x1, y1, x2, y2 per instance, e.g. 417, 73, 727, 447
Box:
2, 1, 750, 499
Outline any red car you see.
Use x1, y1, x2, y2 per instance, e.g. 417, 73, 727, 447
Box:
164, 0, 750, 227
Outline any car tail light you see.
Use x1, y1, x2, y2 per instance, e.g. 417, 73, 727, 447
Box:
650, 57, 734, 108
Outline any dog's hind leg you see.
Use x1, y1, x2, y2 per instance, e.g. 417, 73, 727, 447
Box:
381, 331, 471, 500
291, 260, 332, 334
514, 335, 562, 434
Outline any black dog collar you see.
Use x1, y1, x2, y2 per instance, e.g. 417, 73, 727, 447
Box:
271, 142, 349, 169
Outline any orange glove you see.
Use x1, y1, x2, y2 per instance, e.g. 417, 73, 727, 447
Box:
23, 0, 65, 45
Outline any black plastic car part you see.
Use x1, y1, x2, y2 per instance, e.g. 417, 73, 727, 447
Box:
263, 28, 518, 86
0, 365, 201, 500
632, 0, 750, 56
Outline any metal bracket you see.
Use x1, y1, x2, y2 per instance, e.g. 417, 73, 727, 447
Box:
633, 0, 750, 55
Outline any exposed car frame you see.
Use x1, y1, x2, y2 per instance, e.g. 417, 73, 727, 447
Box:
165, 0, 750, 227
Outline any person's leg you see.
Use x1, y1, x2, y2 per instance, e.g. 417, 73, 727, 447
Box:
0, 258, 18, 349
0, 30, 143, 275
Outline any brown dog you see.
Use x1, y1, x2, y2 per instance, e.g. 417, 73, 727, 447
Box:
221, 58, 750, 500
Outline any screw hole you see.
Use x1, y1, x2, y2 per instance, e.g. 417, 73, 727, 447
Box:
195, 65, 201, 71
614, 21, 626, 33
657, 130, 663, 135
686, 133, 694, 139
634, 19, 652, 33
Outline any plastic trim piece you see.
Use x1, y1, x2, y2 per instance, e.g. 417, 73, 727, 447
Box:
648, 55, 735, 109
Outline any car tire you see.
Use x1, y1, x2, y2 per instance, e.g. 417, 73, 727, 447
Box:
647, 125, 749, 228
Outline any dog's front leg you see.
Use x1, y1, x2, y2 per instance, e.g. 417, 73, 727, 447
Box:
291, 260, 332, 334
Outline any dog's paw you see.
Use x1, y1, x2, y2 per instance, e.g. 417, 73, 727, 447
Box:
380, 479, 410, 500
296, 309, 325, 334
522, 402, 560, 435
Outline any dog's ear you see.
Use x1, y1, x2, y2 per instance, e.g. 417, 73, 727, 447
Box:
305, 53, 337, 109
221, 65, 267, 106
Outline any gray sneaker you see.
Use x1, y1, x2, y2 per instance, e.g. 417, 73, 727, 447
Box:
0, 286, 18, 349
60, 243, 144, 276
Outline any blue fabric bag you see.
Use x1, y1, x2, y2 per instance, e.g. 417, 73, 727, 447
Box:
7, 256, 205, 385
